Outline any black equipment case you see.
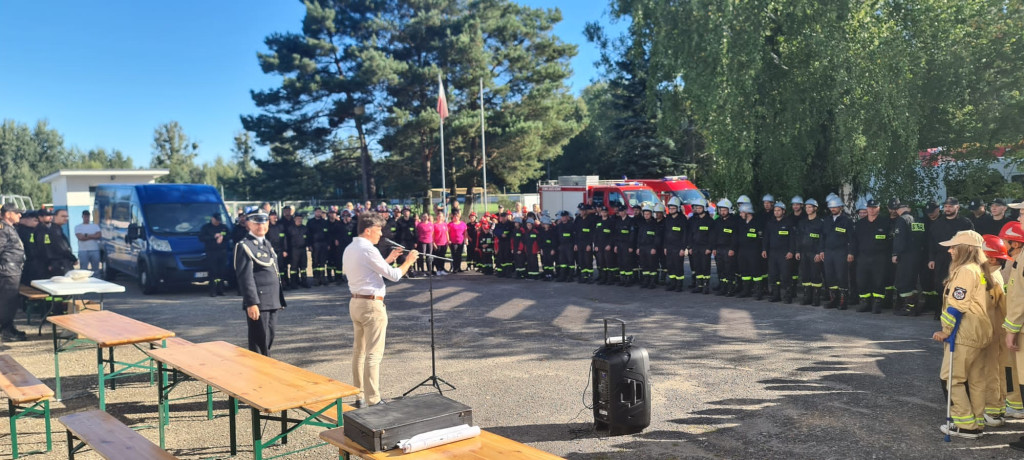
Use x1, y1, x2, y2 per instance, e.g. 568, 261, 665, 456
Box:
343, 393, 473, 452
592, 318, 652, 435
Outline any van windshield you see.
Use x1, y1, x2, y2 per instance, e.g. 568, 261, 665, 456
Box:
624, 189, 659, 207
144, 203, 231, 236
674, 189, 706, 204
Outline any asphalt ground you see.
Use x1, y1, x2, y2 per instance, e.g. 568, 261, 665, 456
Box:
2, 270, 1024, 459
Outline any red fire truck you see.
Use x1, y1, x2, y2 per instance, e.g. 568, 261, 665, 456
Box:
538, 176, 661, 215
637, 176, 710, 215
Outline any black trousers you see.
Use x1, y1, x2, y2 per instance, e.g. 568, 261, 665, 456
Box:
207, 251, 227, 291
497, 241, 514, 275
450, 242, 464, 271
638, 246, 657, 275
798, 251, 823, 287
690, 245, 712, 282
895, 252, 921, 295
558, 245, 575, 272
433, 243, 448, 271
288, 247, 307, 281
246, 309, 277, 356
737, 247, 760, 281
714, 247, 735, 285
0, 275, 20, 330
767, 250, 791, 287
598, 244, 616, 275
577, 243, 594, 277
823, 250, 849, 290
616, 245, 636, 277
417, 242, 432, 272
665, 246, 686, 281
856, 253, 887, 299
541, 250, 557, 274
312, 242, 329, 276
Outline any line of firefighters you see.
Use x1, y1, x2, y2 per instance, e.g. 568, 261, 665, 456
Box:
461, 194, 999, 318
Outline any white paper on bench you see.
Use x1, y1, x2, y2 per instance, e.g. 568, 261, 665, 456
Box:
396, 424, 481, 453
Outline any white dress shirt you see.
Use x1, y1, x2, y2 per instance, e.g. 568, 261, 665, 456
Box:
343, 236, 403, 297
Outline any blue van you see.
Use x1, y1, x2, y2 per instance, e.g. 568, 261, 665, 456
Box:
94, 184, 233, 294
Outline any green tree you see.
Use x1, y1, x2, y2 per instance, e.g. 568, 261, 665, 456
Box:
150, 121, 203, 184
0, 119, 70, 205
67, 147, 135, 169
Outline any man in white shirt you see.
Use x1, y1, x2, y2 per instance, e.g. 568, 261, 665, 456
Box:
343, 212, 418, 407
74, 210, 101, 274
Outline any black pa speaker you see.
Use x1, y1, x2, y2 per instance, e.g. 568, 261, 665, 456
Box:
592, 317, 651, 435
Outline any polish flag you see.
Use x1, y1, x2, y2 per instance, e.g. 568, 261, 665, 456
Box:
437, 74, 449, 121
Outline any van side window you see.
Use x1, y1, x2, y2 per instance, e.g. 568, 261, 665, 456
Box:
609, 192, 623, 208
592, 192, 605, 209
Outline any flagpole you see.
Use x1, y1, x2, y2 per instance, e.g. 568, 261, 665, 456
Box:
438, 73, 447, 217
480, 77, 487, 216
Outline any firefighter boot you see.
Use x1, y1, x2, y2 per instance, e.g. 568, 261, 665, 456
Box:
301, 272, 311, 288
812, 287, 822, 307
769, 284, 782, 302
702, 278, 711, 294
838, 289, 849, 310
754, 281, 765, 301
872, 296, 883, 314
691, 278, 704, 294
676, 278, 685, 292
783, 285, 795, 304
825, 289, 837, 309
665, 278, 677, 292
801, 285, 813, 305
726, 280, 738, 297
857, 296, 872, 313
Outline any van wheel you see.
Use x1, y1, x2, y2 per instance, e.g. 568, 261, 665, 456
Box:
139, 262, 158, 295
101, 254, 116, 281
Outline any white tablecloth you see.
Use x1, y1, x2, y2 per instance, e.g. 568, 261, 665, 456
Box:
30, 278, 126, 297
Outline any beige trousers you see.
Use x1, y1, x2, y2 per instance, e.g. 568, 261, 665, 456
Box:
350, 298, 388, 404
941, 343, 985, 429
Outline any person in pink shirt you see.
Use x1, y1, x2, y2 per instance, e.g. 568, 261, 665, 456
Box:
433, 212, 450, 274
448, 212, 468, 273
415, 213, 434, 275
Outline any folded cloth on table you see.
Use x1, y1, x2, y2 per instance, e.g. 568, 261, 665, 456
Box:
396, 424, 481, 453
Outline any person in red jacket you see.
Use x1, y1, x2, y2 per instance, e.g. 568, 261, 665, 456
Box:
518, 218, 542, 279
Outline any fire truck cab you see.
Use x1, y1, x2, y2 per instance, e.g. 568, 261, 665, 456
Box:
587, 182, 660, 214
637, 176, 710, 215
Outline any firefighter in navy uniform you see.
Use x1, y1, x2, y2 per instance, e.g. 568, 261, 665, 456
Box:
324, 210, 340, 282
636, 204, 662, 289
928, 197, 974, 318
266, 211, 290, 289
756, 194, 775, 296
594, 206, 616, 285
822, 195, 854, 309
234, 210, 286, 356
796, 199, 826, 306
614, 205, 638, 286
688, 198, 715, 293
763, 201, 797, 303
554, 211, 575, 281
306, 208, 330, 286
892, 202, 927, 316
919, 202, 942, 313
653, 202, 668, 284
464, 212, 479, 271
478, 217, 495, 275
663, 197, 688, 292
712, 199, 739, 296
512, 217, 527, 279
285, 214, 310, 288
736, 203, 762, 298
851, 199, 891, 313
493, 213, 514, 278
575, 204, 597, 283
199, 213, 231, 297
0, 205, 27, 342
539, 216, 558, 280
16, 210, 40, 285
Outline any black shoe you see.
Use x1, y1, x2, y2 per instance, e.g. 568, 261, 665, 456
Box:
2, 329, 27, 342
372, 399, 387, 406
352, 400, 365, 409
210, 291, 217, 297
857, 298, 872, 313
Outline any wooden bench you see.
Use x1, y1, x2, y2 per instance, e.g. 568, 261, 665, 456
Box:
17, 285, 48, 301
319, 425, 565, 459
60, 410, 177, 459
0, 354, 53, 458
149, 337, 195, 349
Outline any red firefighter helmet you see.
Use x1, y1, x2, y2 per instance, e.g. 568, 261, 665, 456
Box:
999, 221, 1024, 243
983, 234, 1012, 260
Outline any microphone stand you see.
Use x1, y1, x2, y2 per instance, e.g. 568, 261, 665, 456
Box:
402, 249, 457, 397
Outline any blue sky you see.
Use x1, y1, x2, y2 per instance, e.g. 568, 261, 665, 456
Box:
0, 1, 624, 166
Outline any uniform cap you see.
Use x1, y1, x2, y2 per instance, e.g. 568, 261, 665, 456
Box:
736, 195, 751, 204
943, 197, 960, 206
560, 210, 571, 217
22, 210, 37, 218
577, 202, 586, 210
1, 204, 24, 214
939, 230, 983, 248
790, 196, 804, 205
866, 199, 880, 208
804, 198, 818, 207
717, 198, 732, 209
618, 204, 629, 212
37, 208, 52, 217
968, 199, 983, 210
991, 198, 1008, 206
887, 198, 901, 209
924, 201, 940, 213
632, 204, 642, 210
762, 194, 774, 202
983, 234, 1011, 260
247, 211, 270, 224
999, 221, 1024, 243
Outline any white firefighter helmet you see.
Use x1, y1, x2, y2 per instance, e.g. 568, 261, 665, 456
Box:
736, 195, 752, 204
653, 202, 666, 213
667, 196, 683, 208
717, 198, 733, 209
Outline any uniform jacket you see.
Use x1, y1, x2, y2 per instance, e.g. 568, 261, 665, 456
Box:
712, 214, 739, 251
594, 217, 615, 249
395, 216, 417, 246
637, 217, 662, 248
285, 223, 308, 251
307, 217, 330, 245
891, 212, 925, 259
234, 234, 286, 311
796, 215, 826, 254
614, 215, 637, 248
737, 217, 762, 252
1004, 258, 1024, 334
940, 263, 992, 349
574, 214, 596, 246
198, 222, 230, 252
0, 221, 25, 277
851, 216, 891, 257
763, 217, 796, 254
663, 213, 687, 249
929, 216, 974, 263
517, 227, 540, 254
539, 226, 558, 252
822, 212, 854, 254
687, 212, 714, 248
555, 220, 575, 247
267, 222, 287, 254
35, 223, 75, 268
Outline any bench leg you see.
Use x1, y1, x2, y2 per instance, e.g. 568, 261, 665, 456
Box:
228, 396, 237, 457
8, 399, 18, 459
207, 385, 213, 420
97, 347, 106, 411
66, 429, 74, 460
251, 407, 263, 460
43, 399, 52, 454
281, 409, 287, 445
157, 360, 166, 449
52, 322, 62, 400
108, 348, 115, 391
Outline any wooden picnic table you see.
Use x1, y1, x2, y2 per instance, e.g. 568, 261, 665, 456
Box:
319, 425, 565, 460
48, 310, 175, 410
145, 341, 360, 460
